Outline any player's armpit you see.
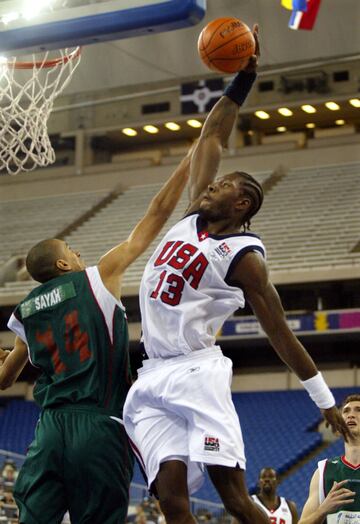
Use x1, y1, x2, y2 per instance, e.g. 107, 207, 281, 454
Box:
0, 336, 28, 390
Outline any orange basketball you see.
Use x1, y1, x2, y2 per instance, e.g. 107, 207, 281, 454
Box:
198, 17, 256, 74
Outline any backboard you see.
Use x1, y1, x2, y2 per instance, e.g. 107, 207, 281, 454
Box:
0, 0, 206, 55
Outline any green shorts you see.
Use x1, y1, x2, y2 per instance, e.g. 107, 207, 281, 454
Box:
14, 407, 134, 524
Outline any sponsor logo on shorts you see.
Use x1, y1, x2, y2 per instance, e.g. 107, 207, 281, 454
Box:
204, 436, 220, 452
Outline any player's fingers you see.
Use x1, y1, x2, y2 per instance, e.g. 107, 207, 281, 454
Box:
331, 480, 348, 490
336, 423, 352, 443
252, 27, 260, 57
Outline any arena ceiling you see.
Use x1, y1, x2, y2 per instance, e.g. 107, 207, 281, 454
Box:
66, 0, 360, 96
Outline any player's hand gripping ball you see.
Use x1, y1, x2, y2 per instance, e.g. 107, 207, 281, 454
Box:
198, 17, 256, 74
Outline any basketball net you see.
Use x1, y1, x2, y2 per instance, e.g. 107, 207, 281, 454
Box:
0, 47, 81, 175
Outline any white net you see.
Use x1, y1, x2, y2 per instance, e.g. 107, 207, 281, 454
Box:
0, 48, 81, 175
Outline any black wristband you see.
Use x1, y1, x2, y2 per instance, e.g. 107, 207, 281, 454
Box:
223, 71, 257, 106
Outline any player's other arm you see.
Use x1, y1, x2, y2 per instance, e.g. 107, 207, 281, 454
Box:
98, 154, 191, 299
0, 337, 28, 390
186, 25, 259, 213
231, 252, 351, 441
299, 470, 355, 524
288, 500, 299, 524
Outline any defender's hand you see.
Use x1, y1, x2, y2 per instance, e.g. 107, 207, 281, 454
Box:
320, 480, 355, 515
244, 24, 260, 73
0, 348, 10, 365
322, 406, 352, 443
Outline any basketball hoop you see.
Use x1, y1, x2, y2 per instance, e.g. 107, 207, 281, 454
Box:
0, 47, 81, 175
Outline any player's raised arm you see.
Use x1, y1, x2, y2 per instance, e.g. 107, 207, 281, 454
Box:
98, 153, 191, 298
0, 337, 28, 390
187, 25, 260, 213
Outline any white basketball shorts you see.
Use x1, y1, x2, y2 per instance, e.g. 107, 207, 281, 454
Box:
123, 347, 246, 494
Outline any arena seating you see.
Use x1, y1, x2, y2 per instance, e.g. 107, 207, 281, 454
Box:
2, 388, 357, 513
0, 399, 40, 455
0, 190, 108, 268
0, 161, 359, 301
64, 173, 270, 287
252, 161, 360, 272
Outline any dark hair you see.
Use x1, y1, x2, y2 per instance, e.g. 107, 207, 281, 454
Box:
234, 171, 264, 230
341, 394, 360, 409
259, 467, 277, 478
26, 239, 63, 283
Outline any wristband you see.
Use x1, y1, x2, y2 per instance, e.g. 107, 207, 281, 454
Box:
223, 71, 257, 106
300, 372, 335, 409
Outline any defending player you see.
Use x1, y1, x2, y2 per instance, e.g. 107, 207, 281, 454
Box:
0, 153, 190, 524
252, 468, 299, 523
123, 25, 350, 524
299, 394, 359, 524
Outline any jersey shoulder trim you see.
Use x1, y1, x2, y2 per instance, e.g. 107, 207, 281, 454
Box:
86, 266, 125, 311
7, 313, 39, 368
225, 244, 266, 285
195, 215, 262, 240
318, 458, 328, 503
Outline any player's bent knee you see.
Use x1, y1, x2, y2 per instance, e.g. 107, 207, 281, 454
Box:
222, 494, 253, 520
159, 494, 191, 523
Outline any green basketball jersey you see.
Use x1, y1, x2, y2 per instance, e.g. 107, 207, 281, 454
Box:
8, 266, 131, 415
319, 455, 360, 523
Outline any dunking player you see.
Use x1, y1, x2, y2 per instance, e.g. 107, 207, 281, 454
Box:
299, 394, 359, 524
0, 155, 190, 524
252, 467, 299, 523
123, 25, 350, 524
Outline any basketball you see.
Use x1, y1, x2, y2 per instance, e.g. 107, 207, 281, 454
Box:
197, 17, 256, 74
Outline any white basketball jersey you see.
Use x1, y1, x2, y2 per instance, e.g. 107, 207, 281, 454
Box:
140, 213, 265, 359
252, 495, 293, 524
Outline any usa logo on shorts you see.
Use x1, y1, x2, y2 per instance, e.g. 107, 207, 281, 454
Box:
204, 436, 220, 452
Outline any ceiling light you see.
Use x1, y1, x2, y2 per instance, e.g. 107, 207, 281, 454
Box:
122, 128, 137, 137
349, 98, 360, 108
1, 12, 19, 24
22, 0, 55, 19
325, 101, 340, 111
277, 126, 287, 132
301, 105, 316, 114
143, 125, 159, 134
187, 119, 202, 128
306, 123, 316, 128
255, 110, 270, 120
335, 119, 345, 125
165, 122, 181, 131
278, 108, 293, 117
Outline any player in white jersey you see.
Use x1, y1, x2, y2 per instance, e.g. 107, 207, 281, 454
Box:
123, 25, 350, 524
299, 394, 359, 524
252, 468, 298, 524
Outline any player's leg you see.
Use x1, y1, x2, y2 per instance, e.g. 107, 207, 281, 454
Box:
64, 411, 134, 524
14, 410, 67, 524
154, 460, 197, 524
207, 466, 269, 524
124, 370, 204, 524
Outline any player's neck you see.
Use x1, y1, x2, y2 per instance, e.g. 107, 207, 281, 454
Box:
258, 492, 279, 509
206, 218, 240, 235
344, 440, 360, 466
